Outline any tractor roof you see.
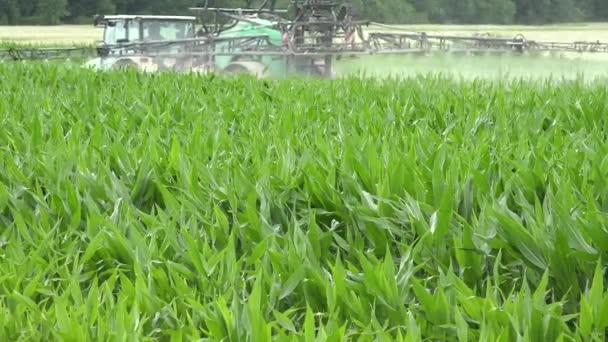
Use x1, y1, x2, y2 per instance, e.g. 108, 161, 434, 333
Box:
101, 15, 196, 21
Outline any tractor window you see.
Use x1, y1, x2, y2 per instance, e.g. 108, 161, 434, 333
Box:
143, 21, 164, 41
127, 20, 141, 41
143, 21, 195, 41
104, 20, 128, 44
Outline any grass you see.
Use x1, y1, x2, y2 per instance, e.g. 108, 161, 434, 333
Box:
0, 25, 102, 45
0, 63, 608, 340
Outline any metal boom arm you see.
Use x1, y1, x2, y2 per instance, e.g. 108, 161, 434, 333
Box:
0, 46, 96, 61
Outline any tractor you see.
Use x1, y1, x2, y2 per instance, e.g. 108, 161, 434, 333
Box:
83, 9, 340, 77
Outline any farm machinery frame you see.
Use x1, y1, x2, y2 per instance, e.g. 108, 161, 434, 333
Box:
2, 0, 608, 78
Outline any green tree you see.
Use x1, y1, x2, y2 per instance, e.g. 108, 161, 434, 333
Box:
550, 0, 584, 22
0, 0, 22, 24
449, 0, 478, 23
36, 0, 69, 24
363, 0, 420, 23
95, 0, 116, 14
1, 0, 603, 25
476, 0, 516, 24
412, 0, 450, 22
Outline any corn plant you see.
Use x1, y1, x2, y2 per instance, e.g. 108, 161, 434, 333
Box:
0, 64, 607, 341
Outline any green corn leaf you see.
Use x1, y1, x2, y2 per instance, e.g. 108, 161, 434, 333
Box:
273, 310, 296, 333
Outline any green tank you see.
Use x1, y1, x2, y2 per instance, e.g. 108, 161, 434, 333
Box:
214, 17, 289, 77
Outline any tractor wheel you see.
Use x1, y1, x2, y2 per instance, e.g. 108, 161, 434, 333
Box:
223, 61, 268, 78
224, 64, 249, 74
112, 59, 139, 71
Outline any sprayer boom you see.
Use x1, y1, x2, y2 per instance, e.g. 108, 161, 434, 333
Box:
0, 46, 96, 61
366, 32, 608, 55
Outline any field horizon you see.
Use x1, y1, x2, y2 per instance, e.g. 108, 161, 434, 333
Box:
1, 22, 607, 45
2, 22, 608, 80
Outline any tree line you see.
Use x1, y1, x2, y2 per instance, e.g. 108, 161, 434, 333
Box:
1, 0, 607, 25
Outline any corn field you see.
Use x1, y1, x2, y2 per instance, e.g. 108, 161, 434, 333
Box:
1, 64, 608, 341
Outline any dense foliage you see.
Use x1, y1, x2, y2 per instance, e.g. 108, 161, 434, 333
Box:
0, 64, 608, 340
1, 0, 608, 25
